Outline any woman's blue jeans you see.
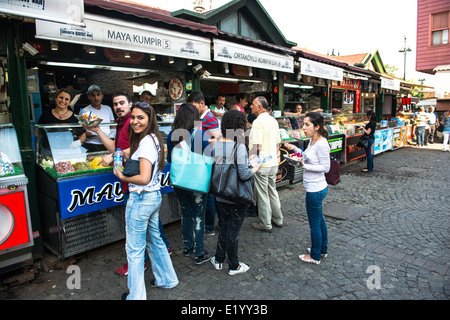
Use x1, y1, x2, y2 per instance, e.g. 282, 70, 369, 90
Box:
305, 186, 328, 261
365, 137, 375, 171
126, 191, 178, 300
416, 126, 425, 146
174, 187, 207, 257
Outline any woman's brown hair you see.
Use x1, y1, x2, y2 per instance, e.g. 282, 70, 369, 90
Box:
129, 102, 165, 171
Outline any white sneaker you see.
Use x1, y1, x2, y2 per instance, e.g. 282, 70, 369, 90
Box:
210, 256, 222, 270
228, 262, 250, 276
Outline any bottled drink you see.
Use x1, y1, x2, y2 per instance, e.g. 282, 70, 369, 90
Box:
114, 148, 123, 167
249, 154, 273, 167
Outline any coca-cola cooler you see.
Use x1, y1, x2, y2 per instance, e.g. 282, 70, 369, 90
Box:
0, 124, 34, 273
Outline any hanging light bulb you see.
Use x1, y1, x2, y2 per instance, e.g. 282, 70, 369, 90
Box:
50, 41, 58, 51
187, 59, 193, 66
168, 57, 175, 64
124, 51, 131, 58
272, 70, 277, 81
150, 54, 156, 61
249, 67, 253, 77
223, 63, 229, 74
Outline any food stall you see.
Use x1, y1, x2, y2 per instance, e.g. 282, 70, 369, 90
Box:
35, 122, 178, 258
0, 124, 34, 272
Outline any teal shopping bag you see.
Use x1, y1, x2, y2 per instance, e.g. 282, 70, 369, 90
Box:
169, 144, 213, 194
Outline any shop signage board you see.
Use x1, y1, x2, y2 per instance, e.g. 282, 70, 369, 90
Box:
0, 0, 84, 26
35, 13, 211, 61
328, 134, 346, 163
213, 39, 294, 73
58, 165, 173, 220
299, 58, 343, 81
381, 77, 400, 91
333, 78, 361, 90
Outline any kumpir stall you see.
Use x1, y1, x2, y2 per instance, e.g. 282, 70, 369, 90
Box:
34, 123, 174, 259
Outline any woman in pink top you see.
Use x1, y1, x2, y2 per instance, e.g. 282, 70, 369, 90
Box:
231, 93, 249, 112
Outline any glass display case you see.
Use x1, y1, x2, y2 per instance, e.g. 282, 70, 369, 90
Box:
35, 123, 114, 180
324, 113, 367, 136
34, 122, 179, 259
0, 123, 25, 179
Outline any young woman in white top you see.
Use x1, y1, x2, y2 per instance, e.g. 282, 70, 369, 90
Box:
114, 102, 178, 300
284, 112, 330, 265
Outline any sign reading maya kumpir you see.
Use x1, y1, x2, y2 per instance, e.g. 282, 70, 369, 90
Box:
213, 39, 294, 73
35, 13, 211, 61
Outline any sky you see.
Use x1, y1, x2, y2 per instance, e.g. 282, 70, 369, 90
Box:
133, 0, 435, 87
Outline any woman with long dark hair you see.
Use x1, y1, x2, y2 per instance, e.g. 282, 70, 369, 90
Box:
284, 112, 330, 265
361, 110, 376, 172
210, 110, 261, 275
166, 104, 212, 265
114, 102, 178, 300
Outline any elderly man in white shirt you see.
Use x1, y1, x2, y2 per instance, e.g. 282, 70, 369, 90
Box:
249, 96, 283, 232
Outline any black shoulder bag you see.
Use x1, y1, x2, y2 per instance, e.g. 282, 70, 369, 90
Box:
210, 143, 255, 205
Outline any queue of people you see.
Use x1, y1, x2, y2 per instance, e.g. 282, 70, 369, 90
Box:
36, 85, 332, 300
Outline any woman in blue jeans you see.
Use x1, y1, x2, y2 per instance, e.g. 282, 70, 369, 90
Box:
114, 102, 178, 300
361, 110, 377, 172
284, 112, 330, 264
167, 104, 212, 265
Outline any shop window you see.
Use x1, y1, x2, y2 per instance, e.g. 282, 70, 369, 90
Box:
431, 11, 449, 46
240, 15, 261, 40
218, 11, 261, 41
219, 13, 238, 35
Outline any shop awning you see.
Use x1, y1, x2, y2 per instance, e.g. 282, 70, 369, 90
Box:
83, 0, 218, 36
35, 13, 212, 61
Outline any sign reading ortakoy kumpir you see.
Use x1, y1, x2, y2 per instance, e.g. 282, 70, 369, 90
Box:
58, 164, 173, 219
213, 39, 294, 73
35, 13, 211, 61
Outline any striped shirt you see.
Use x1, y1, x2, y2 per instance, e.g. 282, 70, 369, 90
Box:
200, 110, 219, 137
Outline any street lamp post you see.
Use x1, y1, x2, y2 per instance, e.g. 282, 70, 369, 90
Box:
399, 35, 412, 80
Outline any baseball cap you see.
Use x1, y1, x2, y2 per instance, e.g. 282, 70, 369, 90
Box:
87, 85, 102, 94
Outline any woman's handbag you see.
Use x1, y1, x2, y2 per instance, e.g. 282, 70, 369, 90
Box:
357, 135, 369, 148
325, 157, 341, 186
122, 159, 140, 177
437, 123, 444, 132
169, 130, 213, 194
209, 143, 254, 205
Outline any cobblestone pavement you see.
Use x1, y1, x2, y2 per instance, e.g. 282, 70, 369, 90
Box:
1, 144, 449, 302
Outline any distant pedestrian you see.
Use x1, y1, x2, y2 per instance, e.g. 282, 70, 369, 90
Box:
442, 108, 450, 152
427, 106, 437, 144
249, 96, 284, 232
415, 107, 429, 147
114, 102, 178, 300
284, 112, 330, 265
210, 110, 261, 275
361, 110, 377, 172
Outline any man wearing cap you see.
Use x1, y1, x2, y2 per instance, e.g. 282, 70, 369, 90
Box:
81, 85, 115, 152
